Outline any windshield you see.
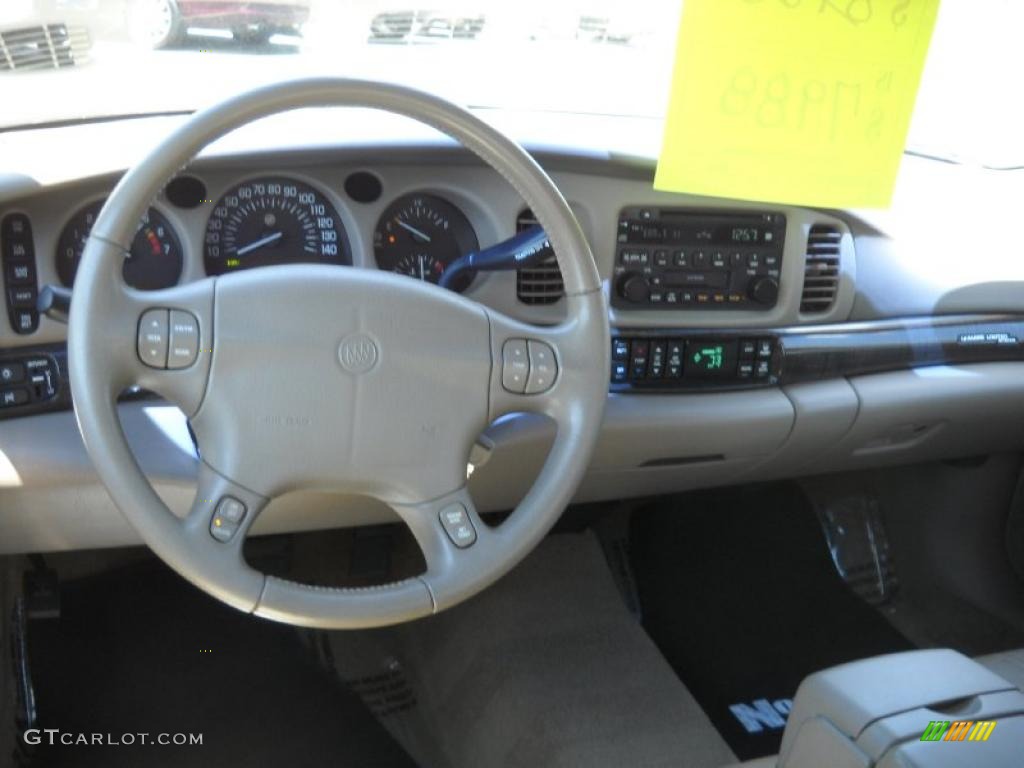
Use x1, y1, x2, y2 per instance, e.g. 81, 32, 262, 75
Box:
0, 0, 1020, 167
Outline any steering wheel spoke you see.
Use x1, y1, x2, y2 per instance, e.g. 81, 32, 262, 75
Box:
388, 486, 499, 612
184, 462, 268, 553
390, 486, 483, 569
123, 279, 216, 417
148, 462, 270, 614
486, 296, 607, 422
76, 234, 216, 415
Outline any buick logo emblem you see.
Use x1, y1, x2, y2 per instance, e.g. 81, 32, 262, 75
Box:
338, 333, 378, 374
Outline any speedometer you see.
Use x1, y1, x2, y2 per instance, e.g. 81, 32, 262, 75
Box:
204, 177, 350, 275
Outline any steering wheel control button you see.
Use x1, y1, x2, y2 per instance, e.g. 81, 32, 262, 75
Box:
501, 338, 529, 393
137, 309, 169, 369
525, 340, 558, 394
167, 310, 200, 369
439, 503, 476, 548
210, 496, 247, 543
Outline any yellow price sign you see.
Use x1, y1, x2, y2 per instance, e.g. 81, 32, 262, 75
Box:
654, 0, 940, 208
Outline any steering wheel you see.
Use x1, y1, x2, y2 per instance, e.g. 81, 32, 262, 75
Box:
68, 79, 609, 629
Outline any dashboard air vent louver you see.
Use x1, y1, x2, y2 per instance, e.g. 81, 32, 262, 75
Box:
516, 208, 563, 305
0, 24, 90, 71
800, 224, 842, 313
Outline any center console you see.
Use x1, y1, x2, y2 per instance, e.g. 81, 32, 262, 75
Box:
774, 649, 1024, 767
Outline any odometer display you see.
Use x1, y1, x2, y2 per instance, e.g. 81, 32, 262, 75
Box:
204, 177, 350, 275
56, 201, 183, 290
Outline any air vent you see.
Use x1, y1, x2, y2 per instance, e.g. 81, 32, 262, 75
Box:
800, 224, 842, 313
516, 208, 563, 305
0, 25, 91, 72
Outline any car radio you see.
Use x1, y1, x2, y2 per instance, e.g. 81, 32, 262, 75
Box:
612, 207, 786, 310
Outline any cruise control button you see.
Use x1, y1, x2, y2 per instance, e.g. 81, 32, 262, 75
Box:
611, 362, 628, 383
0, 362, 25, 384
525, 340, 557, 394
210, 496, 247, 542
1, 388, 29, 407
439, 502, 476, 548
138, 309, 169, 369
167, 310, 199, 369
757, 339, 773, 359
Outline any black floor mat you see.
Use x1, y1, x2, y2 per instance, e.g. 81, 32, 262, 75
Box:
25, 563, 417, 768
630, 483, 914, 761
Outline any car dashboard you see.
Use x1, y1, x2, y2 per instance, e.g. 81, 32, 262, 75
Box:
2, 110, 1024, 554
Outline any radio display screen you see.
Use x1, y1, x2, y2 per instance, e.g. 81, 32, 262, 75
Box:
684, 340, 738, 378
621, 213, 781, 247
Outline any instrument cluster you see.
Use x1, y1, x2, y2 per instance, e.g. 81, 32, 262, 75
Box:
53, 174, 482, 293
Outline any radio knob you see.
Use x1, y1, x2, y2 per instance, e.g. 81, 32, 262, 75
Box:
748, 276, 779, 305
620, 275, 651, 304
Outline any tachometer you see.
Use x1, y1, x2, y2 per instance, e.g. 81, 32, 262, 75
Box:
373, 193, 479, 292
56, 201, 183, 290
204, 177, 350, 275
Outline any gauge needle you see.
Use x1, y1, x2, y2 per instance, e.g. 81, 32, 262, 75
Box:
235, 231, 283, 256
395, 219, 431, 243
418, 254, 426, 281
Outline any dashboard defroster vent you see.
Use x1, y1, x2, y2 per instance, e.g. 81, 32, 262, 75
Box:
800, 224, 841, 313
515, 208, 563, 305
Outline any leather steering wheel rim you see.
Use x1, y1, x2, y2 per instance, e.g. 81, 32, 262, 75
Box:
68, 78, 609, 629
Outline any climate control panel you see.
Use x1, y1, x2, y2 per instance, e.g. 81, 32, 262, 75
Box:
610, 332, 779, 392
613, 207, 786, 311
